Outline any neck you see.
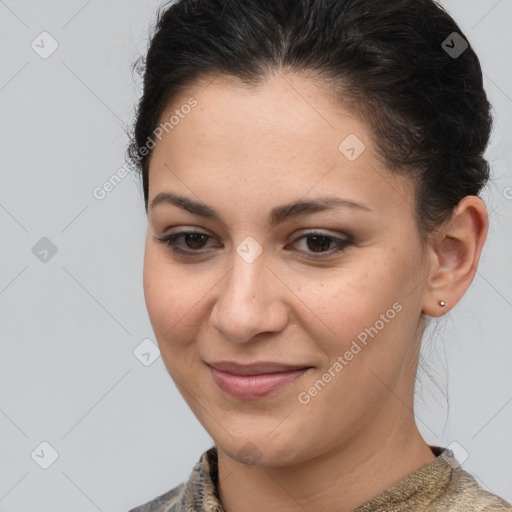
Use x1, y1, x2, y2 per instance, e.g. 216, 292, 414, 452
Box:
217, 406, 435, 512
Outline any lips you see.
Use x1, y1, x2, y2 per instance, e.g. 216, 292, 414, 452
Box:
208, 360, 311, 375
207, 360, 313, 399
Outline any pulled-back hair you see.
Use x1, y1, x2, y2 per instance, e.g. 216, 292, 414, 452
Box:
128, 0, 493, 242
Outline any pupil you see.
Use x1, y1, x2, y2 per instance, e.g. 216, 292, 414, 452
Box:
307, 235, 330, 252
186, 233, 207, 249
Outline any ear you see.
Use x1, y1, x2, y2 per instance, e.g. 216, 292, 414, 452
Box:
422, 195, 488, 317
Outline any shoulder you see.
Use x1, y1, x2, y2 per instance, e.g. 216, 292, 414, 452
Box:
127, 482, 186, 512
436, 466, 512, 511
127, 446, 218, 512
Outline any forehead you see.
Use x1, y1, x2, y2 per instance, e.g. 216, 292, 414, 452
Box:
148, 73, 414, 220
155, 73, 372, 157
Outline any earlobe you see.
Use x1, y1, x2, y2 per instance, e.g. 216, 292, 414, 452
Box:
421, 196, 488, 317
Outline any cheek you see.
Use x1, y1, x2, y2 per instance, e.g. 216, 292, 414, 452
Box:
143, 249, 171, 328
293, 256, 405, 349
309, 250, 421, 391
143, 248, 196, 344
142, 246, 221, 369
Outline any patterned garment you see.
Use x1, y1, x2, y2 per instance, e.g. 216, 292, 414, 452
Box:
128, 445, 512, 511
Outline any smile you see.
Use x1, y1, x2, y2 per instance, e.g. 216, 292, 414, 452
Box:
207, 363, 312, 399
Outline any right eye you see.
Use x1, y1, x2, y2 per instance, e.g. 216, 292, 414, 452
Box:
154, 230, 216, 256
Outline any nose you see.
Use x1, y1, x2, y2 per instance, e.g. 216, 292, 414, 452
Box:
210, 248, 289, 343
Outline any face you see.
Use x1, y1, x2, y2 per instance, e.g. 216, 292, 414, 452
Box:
143, 73, 430, 467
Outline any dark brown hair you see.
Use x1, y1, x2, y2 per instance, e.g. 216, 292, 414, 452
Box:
128, 0, 493, 242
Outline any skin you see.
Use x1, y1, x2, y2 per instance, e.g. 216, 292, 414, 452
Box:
142, 72, 488, 512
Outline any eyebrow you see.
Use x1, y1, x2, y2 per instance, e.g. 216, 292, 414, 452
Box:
150, 192, 372, 226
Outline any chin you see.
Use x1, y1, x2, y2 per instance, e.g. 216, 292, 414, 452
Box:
211, 423, 315, 468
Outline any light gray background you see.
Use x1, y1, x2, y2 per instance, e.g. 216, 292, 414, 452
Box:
0, 1, 511, 510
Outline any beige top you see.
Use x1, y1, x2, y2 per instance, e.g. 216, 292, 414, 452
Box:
128, 445, 512, 511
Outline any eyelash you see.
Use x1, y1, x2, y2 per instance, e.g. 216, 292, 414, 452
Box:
154, 230, 351, 260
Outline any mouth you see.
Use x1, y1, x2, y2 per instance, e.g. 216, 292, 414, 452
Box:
206, 360, 313, 399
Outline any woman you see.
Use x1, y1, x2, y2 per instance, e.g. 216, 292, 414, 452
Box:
127, 0, 512, 510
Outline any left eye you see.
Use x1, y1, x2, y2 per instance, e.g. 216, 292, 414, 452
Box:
292, 232, 350, 257
154, 230, 350, 258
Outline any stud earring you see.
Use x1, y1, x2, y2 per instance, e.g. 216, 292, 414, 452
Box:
439, 301, 447, 307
